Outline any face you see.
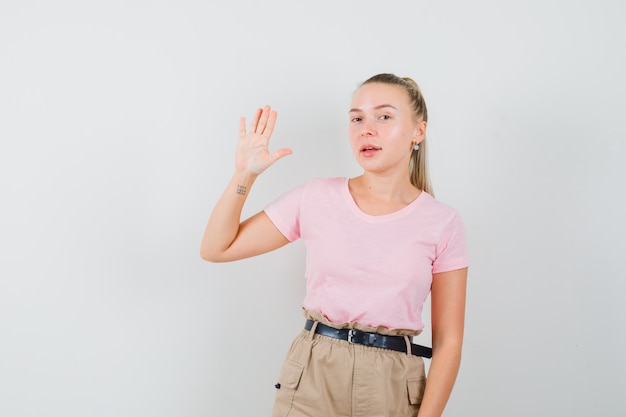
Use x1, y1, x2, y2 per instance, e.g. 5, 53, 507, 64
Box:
349, 82, 426, 176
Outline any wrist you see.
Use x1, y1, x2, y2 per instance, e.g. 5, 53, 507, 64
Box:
232, 171, 258, 196
234, 170, 258, 185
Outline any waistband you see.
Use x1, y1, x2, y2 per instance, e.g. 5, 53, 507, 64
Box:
305, 320, 432, 358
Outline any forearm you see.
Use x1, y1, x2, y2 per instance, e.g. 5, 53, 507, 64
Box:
200, 171, 257, 262
417, 341, 462, 417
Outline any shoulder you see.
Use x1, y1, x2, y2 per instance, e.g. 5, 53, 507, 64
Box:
417, 192, 466, 229
305, 176, 346, 188
268, 177, 346, 206
420, 192, 462, 216
297, 176, 346, 196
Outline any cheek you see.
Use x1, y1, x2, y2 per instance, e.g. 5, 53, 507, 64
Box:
388, 126, 412, 143
348, 129, 360, 147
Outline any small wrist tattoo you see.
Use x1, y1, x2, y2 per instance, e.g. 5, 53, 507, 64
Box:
236, 184, 247, 195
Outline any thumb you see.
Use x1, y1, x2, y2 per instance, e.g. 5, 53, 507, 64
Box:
269, 148, 293, 165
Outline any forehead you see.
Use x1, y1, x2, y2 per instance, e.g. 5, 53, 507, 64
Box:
350, 82, 410, 110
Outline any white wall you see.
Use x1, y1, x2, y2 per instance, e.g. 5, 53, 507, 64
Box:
1, 1, 624, 416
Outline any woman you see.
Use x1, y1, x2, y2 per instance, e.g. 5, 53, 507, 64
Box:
200, 73, 469, 417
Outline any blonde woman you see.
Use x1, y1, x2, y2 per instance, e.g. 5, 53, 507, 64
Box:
201, 73, 469, 417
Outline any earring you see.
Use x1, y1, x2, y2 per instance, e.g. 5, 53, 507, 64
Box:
413, 143, 419, 151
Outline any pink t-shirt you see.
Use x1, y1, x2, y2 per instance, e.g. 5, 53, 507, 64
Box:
264, 177, 469, 332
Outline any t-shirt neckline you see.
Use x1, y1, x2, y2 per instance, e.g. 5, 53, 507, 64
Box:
341, 177, 427, 222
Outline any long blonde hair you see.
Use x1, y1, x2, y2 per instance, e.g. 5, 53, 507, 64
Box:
360, 73, 434, 196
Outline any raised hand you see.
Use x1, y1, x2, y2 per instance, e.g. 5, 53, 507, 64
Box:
235, 105, 292, 175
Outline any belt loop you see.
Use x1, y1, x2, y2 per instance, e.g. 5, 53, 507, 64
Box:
307, 320, 319, 340
404, 336, 411, 356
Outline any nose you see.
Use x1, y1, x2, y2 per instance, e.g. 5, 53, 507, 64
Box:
361, 121, 374, 136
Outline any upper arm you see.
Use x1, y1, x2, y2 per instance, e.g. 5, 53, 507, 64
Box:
210, 210, 290, 262
430, 267, 468, 347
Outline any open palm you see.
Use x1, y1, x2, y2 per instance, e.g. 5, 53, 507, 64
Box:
235, 105, 292, 175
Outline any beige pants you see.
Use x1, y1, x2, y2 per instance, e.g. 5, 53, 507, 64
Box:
271, 321, 426, 417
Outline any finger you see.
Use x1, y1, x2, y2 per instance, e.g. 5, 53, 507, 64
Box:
255, 105, 271, 134
239, 116, 247, 138
249, 108, 262, 132
263, 110, 278, 138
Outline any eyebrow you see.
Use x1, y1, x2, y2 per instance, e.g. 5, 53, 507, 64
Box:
349, 104, 398, 113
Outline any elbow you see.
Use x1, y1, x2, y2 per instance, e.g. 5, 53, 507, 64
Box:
200, 251, 217, 263
200, 252, 225, 263
200, 245, 227, 263
431, 338, 463, 362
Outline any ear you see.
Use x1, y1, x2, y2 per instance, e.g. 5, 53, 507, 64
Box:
413, 120, 427, 143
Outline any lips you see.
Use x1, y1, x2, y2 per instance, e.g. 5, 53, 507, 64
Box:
360, 144, 381, 152
359, 144, 381, 157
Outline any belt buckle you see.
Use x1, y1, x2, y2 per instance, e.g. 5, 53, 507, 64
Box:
348, 329, 355, 344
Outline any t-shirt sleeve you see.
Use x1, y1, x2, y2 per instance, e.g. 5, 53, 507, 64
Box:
263, 182, 307, 242
432, 211, 470, 274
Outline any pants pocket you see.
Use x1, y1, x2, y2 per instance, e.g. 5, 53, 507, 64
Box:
407, 376, 426, 406
271, 359, 304, 417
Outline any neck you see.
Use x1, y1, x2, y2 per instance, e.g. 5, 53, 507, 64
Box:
352, 172, 418, 202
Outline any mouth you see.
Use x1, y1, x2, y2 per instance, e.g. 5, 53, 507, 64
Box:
360, 145, 382, 152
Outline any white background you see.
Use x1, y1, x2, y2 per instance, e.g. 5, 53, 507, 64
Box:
1, 1, 625, 416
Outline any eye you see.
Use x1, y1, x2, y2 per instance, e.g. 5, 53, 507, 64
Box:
379, 114, 391, 120
350, 116, 362, 123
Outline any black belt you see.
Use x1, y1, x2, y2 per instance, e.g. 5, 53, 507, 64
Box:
305, 320, 432, 358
